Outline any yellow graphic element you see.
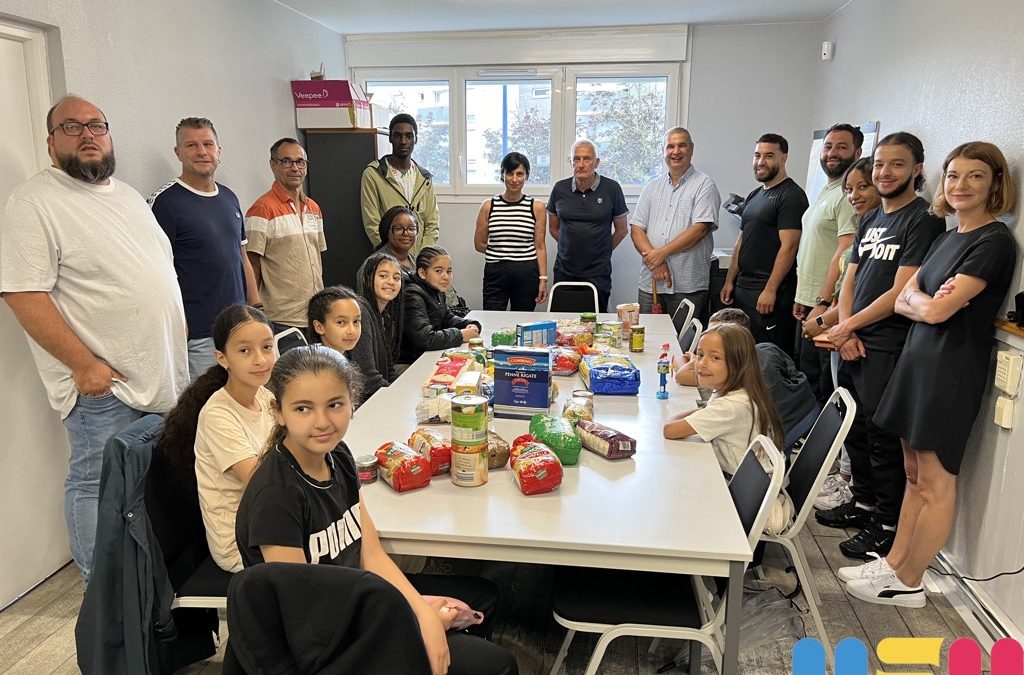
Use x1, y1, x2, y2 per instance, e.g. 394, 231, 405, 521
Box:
876, 637, 944, 675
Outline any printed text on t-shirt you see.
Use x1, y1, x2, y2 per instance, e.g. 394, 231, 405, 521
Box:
858, 228, 900, 261
308, 503, 362, 563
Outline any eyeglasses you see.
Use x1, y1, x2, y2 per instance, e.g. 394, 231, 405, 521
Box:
273, 158, 308, 169
49, 121, 110, 137
392, 226, 419, 235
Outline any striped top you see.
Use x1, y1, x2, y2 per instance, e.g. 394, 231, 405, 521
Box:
485, 194, 537, 263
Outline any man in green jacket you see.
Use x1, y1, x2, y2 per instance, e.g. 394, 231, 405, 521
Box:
360, 113, 440, 255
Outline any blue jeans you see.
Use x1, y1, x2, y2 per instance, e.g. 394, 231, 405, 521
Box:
62, 392, 144, 582
187, 337, 218, 382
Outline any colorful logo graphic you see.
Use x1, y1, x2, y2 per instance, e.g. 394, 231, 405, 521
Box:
792, 636, 1023, 674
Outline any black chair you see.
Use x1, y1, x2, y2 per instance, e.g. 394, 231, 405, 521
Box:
548, 436, 786, 675
546, 281, 600, 313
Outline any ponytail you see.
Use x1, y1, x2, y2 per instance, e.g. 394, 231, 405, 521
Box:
157, 366, 229, 499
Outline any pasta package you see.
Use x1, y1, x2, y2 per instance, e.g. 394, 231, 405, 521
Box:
408, 428, 453, 475
528, 414, 582, 466
374, 441, 432, 492
551, 347, 582, 376
579, 354, 641, 395
576, 420, 637, 460
487, 430, 510, 469
510, 441, 563, 495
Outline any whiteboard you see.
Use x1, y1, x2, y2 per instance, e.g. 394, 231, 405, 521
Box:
804, 121, 880, 199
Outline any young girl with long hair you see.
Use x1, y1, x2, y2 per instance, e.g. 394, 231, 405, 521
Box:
663, 323, 784, 474
159, 304, 276, 572
400, 246, 481, 364
235, 346, 517, 675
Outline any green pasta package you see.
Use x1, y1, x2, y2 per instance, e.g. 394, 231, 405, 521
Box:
528, 414, 582, 466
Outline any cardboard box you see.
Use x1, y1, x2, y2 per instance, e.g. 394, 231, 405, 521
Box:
517, 320, 557, 347
493, 347, 552, 419
291, 80, 372, 129
422, 355, 475, 397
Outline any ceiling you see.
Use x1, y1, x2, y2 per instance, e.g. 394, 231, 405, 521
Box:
276, 0, 850, 35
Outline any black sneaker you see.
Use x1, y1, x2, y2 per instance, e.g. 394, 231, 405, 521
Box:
840, 524, 895, 560
815, 501, 873, 529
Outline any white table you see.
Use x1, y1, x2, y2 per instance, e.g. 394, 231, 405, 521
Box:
350, 310, 750, 675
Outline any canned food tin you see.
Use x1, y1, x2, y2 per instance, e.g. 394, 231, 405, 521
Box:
630, 325, 645, 352
598, 320, 623, 340
608, 334, 622, 349
593, 332, 611, 347
450, 442, 488, 487
579, 312, 597, 325
468, 337, 485, 350
355, 455, 378, 485
427, 383, 448, 398
571, 389, 594, 401
450, 394, 489, 445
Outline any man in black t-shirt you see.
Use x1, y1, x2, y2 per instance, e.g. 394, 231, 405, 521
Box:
816, 132, 946, 561
721, 133, 808, 357
547, 139, 629, 312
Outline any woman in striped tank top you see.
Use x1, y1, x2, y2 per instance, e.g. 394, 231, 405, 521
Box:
474, 152, 549, 311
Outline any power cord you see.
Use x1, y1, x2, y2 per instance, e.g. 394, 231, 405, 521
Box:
927, 561, 1024, 582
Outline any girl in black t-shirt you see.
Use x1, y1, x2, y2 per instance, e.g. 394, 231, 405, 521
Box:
236, 345, 517, 675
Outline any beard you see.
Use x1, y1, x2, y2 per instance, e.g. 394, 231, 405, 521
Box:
58, 148, 116, 184
878, 174, 914, 199
820, 155, 855, 179
755, 164, 779, 183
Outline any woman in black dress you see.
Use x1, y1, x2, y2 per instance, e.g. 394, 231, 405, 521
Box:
844, 142, 1018, 608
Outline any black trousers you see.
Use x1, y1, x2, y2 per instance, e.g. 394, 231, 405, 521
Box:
731, 283, 798, 359
408, 573, 519, 675
482, 260, 540, 311
798, 333, 836, 404
838, 352, 905, 527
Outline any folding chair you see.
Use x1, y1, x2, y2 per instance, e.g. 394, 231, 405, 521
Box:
546, 281, 599, 313
274, 326, 308, 355
671, 297, 696, 334
549, 436, 786, 675
678, 317, 703, 353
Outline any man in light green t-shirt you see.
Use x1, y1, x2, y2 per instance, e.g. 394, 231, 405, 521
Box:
793, 123, 862, 401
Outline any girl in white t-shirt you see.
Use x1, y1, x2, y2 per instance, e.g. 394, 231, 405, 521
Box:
663, 323, 783, 474
160, 304, 277, 572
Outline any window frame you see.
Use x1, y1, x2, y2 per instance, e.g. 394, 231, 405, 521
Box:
354, 62, 684, 198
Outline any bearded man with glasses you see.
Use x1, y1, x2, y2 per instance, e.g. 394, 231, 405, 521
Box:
244, 137, 327, 339
0, 95, 189, 583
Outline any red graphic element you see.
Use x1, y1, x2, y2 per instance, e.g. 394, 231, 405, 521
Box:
507, 356, 537, 366
992, 638, 1023, 675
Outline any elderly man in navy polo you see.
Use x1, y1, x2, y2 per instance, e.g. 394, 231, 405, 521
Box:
546, 139, 629, 312
630, 127, 721, 330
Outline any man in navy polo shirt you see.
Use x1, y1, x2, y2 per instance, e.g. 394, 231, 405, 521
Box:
547, 139, 629, 311
149, 117, 260, 380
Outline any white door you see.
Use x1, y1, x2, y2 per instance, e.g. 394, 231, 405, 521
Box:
0, 20, 70, 608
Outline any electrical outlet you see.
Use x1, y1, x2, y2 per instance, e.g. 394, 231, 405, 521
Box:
994, 396, 1014, 429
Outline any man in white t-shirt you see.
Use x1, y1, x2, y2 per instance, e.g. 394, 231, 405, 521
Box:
0, 96, 189, 582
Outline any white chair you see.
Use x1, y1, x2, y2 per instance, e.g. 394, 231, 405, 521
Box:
678, 317, 703, 353
274, 326, 308, 355
671, 297, 696, 333
549, 436, 786, 675
547, 281, 599, 313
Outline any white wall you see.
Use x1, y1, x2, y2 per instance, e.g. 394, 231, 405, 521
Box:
0, 0, 346, 208
0, 0, 344, 600
440, 21, 823, 311
814, 0, 1024, 636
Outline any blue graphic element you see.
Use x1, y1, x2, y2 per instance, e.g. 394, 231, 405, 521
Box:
792, 637, 869, 675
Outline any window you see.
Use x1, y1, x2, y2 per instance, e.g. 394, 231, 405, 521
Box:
574, 77, 667, 185
466, 79, 552, 185
365, 80, 451, 185
357, 64, 680, 194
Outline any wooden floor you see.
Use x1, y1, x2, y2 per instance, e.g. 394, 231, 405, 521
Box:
0, 520, 985, 674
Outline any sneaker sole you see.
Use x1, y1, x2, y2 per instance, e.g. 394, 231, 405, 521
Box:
847, 582, 926, 608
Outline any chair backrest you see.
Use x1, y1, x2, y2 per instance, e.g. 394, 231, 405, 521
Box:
671, 297, 696, 333
146, 421, 213, 591
274, 327, 308, 355
783, 388, 856, 533
728, 435, 785, 551
547, 281, 599, 313
678, 317, 703, 353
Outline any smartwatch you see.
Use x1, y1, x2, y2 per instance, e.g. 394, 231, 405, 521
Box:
815, 315, 826, 328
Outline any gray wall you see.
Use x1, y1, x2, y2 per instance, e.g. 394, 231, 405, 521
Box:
0, 0, 346, 207
814, 0, 1024, 636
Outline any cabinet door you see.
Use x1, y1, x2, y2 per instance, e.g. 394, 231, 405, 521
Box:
305, 131, 382, 288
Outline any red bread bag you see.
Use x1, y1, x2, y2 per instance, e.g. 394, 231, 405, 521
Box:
375, 441, 432, 492
510, 440, 563, 495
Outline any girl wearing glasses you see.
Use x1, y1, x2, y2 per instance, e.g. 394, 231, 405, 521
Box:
357, 207, 419, 293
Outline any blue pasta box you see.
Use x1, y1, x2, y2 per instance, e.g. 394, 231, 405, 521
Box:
516, 320, 557, 347
493, 347, 552, 419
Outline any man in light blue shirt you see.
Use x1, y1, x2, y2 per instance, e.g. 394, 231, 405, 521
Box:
630, 127, 721, 331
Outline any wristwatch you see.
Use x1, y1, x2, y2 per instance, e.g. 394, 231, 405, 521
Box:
815, 315, 827, 328
814, 295, 833, 308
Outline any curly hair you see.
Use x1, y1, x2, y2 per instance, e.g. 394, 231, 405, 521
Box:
157, 304, 272, 498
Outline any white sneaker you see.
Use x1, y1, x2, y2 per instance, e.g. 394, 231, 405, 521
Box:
837, 552, 891, 583
814, 475, 853, 510
846, 570, 925, 608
